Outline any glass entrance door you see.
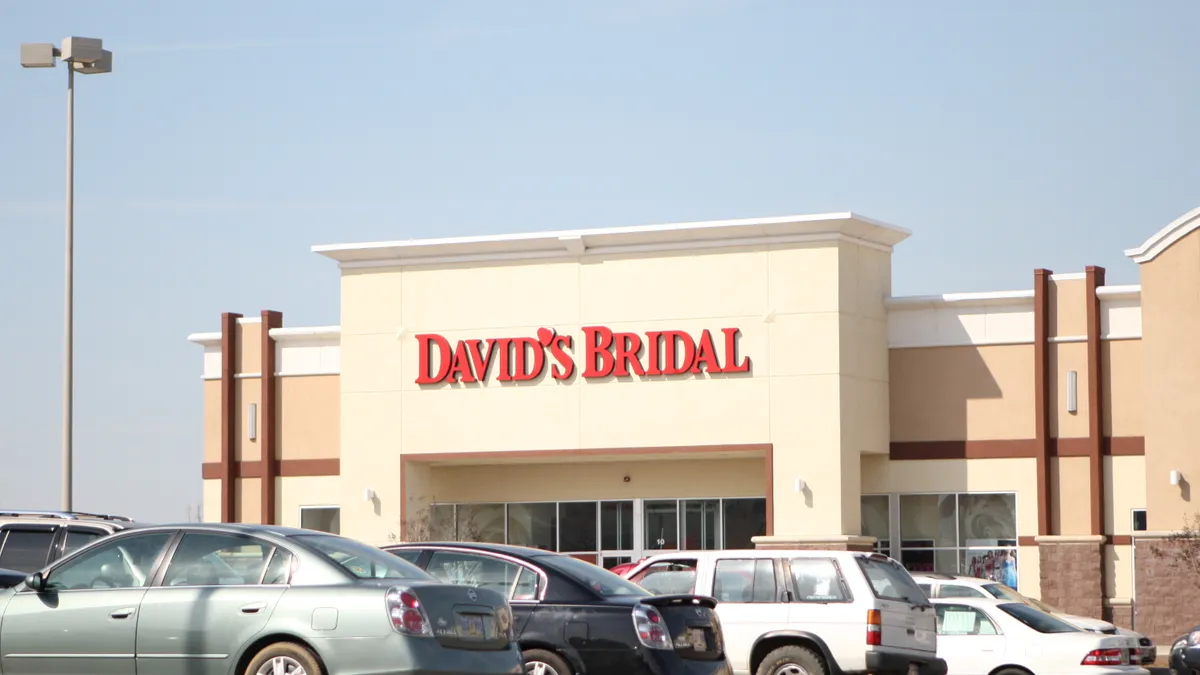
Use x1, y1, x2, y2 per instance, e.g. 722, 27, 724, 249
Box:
599, 500, 636, 569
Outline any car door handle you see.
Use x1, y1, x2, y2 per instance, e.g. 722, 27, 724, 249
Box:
110, 607, 136, 619
240, 602, 267, 614
907, 628, 916, 635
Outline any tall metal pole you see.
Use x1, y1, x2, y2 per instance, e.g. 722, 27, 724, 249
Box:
62, 65, 74, 512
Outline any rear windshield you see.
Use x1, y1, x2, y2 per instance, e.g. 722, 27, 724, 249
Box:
998, 602, 1080, 633
982, 582, 1026, 603
855, 555, 929, 605
537, 555, 650, 597
293, 534, 432, 580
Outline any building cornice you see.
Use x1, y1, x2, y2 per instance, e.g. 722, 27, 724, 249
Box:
1124, 206, 1200, 264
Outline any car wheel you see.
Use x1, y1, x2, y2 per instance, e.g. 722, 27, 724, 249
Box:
523, 648, 571, 675
756, 645, 827, 675
245, 642, 323, 675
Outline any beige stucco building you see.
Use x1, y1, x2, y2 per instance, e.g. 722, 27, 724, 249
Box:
189, 207, 1200, 645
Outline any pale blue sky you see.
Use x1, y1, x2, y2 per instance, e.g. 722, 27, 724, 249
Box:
1, 1, 1196, 521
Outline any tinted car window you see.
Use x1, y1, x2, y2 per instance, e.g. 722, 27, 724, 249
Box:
789, 558, 848, 602
389, 548, 422, 564
46, 533, 173, 591
63, 529, 104, 556
537, 554, 650, 597
714, 558, 777, 603
938, 584, 987, 598
426, 550, 525, 597
856, 555, 928, 605
293, 534, 431, 580
262, 549, 294, 585
998, 602, 1080, 633
0, 530, 55, 572
163, 533, 274, 586
981, 583, 1026, 602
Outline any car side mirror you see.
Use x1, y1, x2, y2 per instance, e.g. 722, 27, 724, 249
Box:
24, 572, 45, 592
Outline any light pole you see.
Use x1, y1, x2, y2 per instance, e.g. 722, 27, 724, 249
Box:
20, 38, 112, 512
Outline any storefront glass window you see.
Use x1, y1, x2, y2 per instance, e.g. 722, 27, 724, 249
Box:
600, 501, 633, 550
682, 499, 721, 550
507, 503, 557, 551
560, 502, 599, 552
300, 506, 341, 535
431, 504, 456, 540
722, 498, 767, 549
860, 495, 890, 554
887, 492, 1019, 590
644, 500, 679, 551
457, 503, 505, 544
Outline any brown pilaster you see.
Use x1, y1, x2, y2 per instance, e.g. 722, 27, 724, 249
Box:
219, 312, 242, 523
260, 310, 283, 525
1085, 267, 1106, 536
1034, 269, 1053, 536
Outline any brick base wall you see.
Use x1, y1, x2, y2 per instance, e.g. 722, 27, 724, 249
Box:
1105, 603, 1133, 630
1134, 538, 1200, 646
1039, 541, 1103, 620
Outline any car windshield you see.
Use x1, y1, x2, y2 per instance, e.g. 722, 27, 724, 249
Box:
537, 555, 651, 597
982, 582, 1026, 603
998, 602, 1081, 633
293, 534, 432, 580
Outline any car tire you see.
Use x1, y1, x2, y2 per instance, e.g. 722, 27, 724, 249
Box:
522, 648, 572, 675
756, 645, 827, 675
244, 641, 323, 675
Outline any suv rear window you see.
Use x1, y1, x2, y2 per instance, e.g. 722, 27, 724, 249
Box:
855, 555, 929, 605
0, 530, 55, 572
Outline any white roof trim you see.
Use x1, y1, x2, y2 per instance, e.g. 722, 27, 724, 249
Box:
186, 332, 221, 346
312, 211, 911, 268
885, 289, 1035, 310
269, 326, 341, 344
1048, 272, 1087, 281
1097, 284, 1141, 300
1124, 207, 1200, 264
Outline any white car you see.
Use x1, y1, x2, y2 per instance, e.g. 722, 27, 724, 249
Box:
624, 550, 947, 675
929, 597, 1147, 675
910, 572, 1156, 664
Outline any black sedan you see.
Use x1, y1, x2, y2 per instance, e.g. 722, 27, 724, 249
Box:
0, 567, 23, 588
1170, 625, 1200, 673
384, 542, 732, 675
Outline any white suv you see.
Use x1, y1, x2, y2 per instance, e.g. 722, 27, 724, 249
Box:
910, 572, 1155, 664
624, 550, 948, 675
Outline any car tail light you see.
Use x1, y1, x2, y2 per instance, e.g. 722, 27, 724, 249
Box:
867, 609, 882, 646
386, 586, 432, 637
632, 604, 673, 650
497, 601, 516, 641
1081, 648, 1123, 666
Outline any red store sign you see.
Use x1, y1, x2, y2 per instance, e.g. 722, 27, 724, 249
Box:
416, 326, 751, 385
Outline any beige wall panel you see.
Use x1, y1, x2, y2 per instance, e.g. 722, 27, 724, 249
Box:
889, 345, 1035, 442
1049, 278, 1087, 338
767, 244, 842, 315
405, 260, 582, 332
277, 476, 342, 528
1105, 544, 1133, 599
401, 386, 583, 453
1103, 340, 1143, 438
339, 391, 404, 543
1049, 342, 1090, 439
236, 478, 262, 524
342, 332, 407, 394
1141, 232, 1200, 530
203, 380, 222, 463
429, 458, 765, 503
1051, 456, 1091, 536
202, 480, 221, 522
235, 379, 261, 462
278, 375, 340, 460
1105, 456, 1146, 535
341, 269, 404, 336
235, 322, 262, 374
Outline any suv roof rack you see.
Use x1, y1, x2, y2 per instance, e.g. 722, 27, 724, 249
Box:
0, 510, 132, 522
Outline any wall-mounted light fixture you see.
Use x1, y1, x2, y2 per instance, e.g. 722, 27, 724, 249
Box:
247, 403, 258, 441
794, 478, 807, 493
363, 487, 376, 502
1170, 470, 1182, 487
1066, 370, 1078, 414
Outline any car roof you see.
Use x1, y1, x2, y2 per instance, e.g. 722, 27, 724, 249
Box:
930, 596, 1013, 607
384, 541, 565, 560
103, 522, 323, 541
638, 549, 879, 561
910, 572, 985, 583
0, 510, 139, 526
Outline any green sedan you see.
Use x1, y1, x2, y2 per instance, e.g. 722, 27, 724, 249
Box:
0, 523, 524, 675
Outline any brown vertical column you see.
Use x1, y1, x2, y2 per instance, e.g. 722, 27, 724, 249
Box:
1034, 269, 1053, 536
260, 310, 284, 525
220, 312, 242, 523
1085, 267, 1106, 536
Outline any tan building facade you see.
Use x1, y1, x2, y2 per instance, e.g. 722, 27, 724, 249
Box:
188, 208, 1200, 645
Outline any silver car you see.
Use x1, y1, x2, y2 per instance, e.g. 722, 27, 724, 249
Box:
0, 523, 524, 675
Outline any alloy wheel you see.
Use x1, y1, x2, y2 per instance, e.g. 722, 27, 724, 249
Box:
257, 655, 308, 675
527, 661, 561, 675
772, 664, 810, 675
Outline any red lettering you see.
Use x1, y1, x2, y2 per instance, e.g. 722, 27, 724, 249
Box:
643, 331, 664, 376
661, 331, 696, 376
511, 337, 545, 381
488, 338, 514, 382
691, 329, 723, 374
721, 328, 751, 373
415, 334, 452, 384
446, 341, 476, 383
549, 335, 574, 380
465, 339, 493, 381
582, 326, 615, 377
612, 332, 645, 377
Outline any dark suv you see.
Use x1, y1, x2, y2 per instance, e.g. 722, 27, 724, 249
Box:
0, 510, 137, 578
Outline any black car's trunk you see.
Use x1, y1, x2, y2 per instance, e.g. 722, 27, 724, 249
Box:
640, 594, 725, 661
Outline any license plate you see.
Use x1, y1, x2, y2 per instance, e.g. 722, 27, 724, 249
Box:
458, 614, 486, 638
689, 628, 707, 651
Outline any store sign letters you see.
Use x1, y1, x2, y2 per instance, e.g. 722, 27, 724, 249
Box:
415, 326, 751, 385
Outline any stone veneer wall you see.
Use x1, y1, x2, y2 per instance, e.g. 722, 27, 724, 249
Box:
1105, 603, 1134, 630
1134, 537, 1200, 646
1038, 538, 1104, 621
